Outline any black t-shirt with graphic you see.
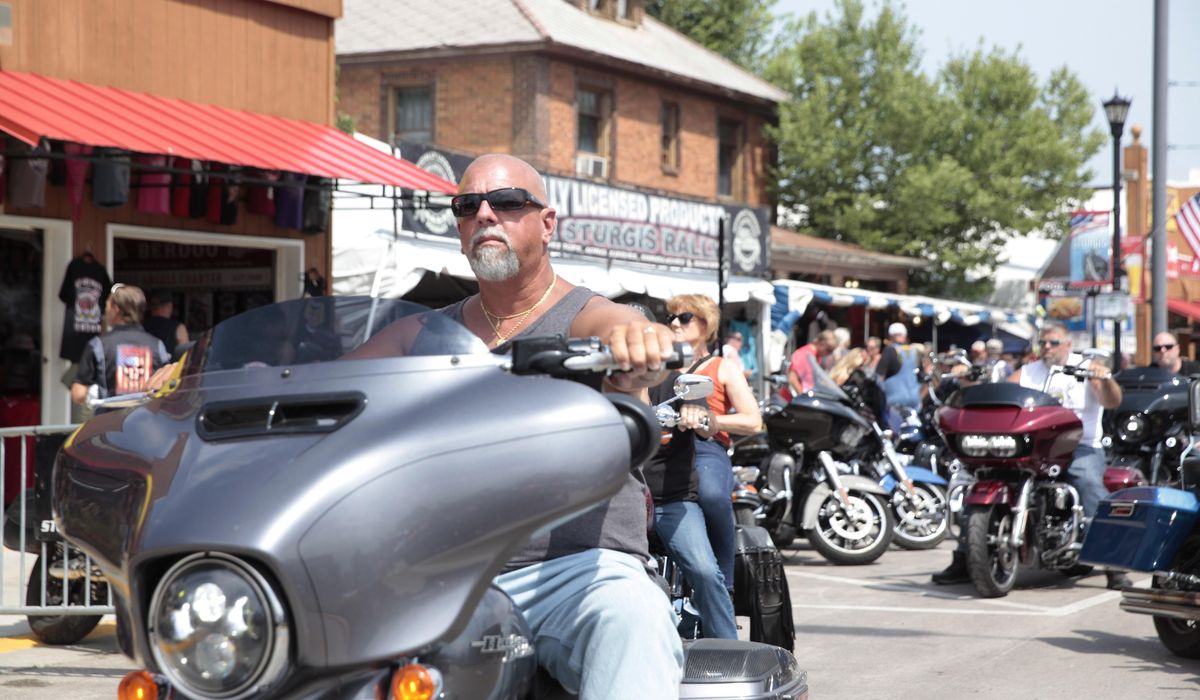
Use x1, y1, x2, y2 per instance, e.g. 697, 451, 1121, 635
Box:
58, 256, 112, 361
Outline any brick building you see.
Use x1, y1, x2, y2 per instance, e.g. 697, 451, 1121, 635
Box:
332, 0, 785, 321
0, 0, 451, 426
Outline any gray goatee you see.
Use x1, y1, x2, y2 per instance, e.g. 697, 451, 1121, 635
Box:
468, 226, 520, 281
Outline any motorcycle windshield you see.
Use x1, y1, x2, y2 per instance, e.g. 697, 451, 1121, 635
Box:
798, 353, 851, 402
187, 296, 488, 373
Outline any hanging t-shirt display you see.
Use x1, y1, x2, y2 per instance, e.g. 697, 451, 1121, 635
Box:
274, 173, 305, 229
135, 154, 171, 215
170, 157, 192, 217
58, 254, 112, 361
63, 142, 93, 221
246, 169, 278, 217
93, 148, 132, 208
302, 177, 331, 233
7, 138, 50, 208
206, 165, 240, 226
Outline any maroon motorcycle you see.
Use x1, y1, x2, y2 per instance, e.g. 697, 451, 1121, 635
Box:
938, 363, 1143, 598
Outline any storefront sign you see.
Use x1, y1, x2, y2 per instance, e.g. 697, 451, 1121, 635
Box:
400, 144, 771, 277
1068, 211, 1110, 287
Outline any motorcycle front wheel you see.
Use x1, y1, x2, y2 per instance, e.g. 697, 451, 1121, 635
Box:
966, 506, 1019, 598
891, 482, 949, 550
24, 554, 105, 645
806, 490, 893, 565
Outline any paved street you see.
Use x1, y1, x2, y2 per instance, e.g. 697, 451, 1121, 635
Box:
1, 541, 1197, 698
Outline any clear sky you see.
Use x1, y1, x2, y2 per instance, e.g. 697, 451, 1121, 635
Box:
773, 0, 1200, 186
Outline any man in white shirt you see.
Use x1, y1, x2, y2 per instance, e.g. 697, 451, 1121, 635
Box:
933, 321, 1128, 589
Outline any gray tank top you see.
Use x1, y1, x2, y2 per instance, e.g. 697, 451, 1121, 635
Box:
442, 285, 652, 570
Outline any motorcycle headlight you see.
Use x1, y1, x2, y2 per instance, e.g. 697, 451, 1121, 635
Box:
959, 434, 990, 457
989, 435, 1018, 458
959, 434, 1022, 457
1117, 414, 1146, 444
148, 553, 289, 699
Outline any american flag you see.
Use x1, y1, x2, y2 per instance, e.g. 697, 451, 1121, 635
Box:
1177, 192, 1200, 258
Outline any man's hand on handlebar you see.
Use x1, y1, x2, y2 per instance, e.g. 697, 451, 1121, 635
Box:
603, 321, 675, 393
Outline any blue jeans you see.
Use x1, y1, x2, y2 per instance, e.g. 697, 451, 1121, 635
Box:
494, 549, 683, 700
654, 501, 738, 640
1069, 444, 1108, 521
694, 439, 736, 592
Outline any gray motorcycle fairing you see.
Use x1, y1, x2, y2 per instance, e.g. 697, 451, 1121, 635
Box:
55, 353, 634, 671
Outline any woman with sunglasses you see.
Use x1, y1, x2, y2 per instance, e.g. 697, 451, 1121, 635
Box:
665, 294, 762, 595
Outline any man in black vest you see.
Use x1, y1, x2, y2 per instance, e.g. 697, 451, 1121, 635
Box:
71, 284, 170, 407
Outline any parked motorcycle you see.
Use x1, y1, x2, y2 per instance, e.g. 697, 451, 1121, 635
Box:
1080, 376, 1200, 658
1103, 365, 1189, 484
53, 297, 809, 700
839, 369, 949, 550
937, 355, 1144, 598
2, 429, 107, 645
731, 354, 894, 564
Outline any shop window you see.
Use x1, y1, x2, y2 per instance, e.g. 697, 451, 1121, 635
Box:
576, 87, 612, 178
661, 100, 681, 173
393, 86, 433, 145
717, 118, 744, 199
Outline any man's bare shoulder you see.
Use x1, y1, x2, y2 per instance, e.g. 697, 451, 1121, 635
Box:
572, 294, 642, 337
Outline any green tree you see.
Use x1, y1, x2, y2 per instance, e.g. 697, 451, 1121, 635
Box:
646, 0, 777, 70
765, 0, 1104, 298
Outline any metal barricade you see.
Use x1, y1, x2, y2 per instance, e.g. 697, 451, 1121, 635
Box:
1, 423, 114, 616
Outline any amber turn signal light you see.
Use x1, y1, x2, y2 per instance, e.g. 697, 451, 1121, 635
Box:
118, 670, 162, 700
390, 662, 441, 700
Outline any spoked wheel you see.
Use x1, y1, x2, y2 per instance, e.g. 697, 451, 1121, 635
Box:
966, 506, 1019, 598
1151, 534, 1200, 658
891, 482, 949, 550
806, 490, 893, 565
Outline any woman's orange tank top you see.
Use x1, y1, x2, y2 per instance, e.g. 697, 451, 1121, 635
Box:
696, 356, 731, 447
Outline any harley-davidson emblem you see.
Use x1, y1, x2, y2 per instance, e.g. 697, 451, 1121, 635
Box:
471, 633, 534, 662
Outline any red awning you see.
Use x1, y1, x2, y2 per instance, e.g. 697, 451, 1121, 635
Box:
1168, 299, 1200, 322
0, 70, 456, 193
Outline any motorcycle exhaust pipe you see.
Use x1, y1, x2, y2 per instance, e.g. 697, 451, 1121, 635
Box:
1120, 588, 1200, 621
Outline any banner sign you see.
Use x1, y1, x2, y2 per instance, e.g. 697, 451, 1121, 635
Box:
399, 143, 771, 277
1068, 210, 1111, 287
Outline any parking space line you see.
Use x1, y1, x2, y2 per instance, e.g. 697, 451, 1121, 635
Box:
0, 636, 37, 653
787, 569, 1143, 617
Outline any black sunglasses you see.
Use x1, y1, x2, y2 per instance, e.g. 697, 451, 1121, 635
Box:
1153, 344, 1177, 351
1038, 338, 1063, 347
450, 187, 546, 218
666, 312, 696, 325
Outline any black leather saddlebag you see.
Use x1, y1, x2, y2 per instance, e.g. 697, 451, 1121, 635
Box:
733, 525, 795, 651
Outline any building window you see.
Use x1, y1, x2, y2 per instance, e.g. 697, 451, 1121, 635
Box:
576, 87, 610, 155
617, 0, 630, 17
661, 100, 680, 172
393, 86, 432, 145
717, 118, 744, 198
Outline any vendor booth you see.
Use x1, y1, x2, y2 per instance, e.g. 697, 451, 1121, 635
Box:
769, 279, 1038, 373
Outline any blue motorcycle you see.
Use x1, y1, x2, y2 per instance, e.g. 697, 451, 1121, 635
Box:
843, 370, 950, 550
1080, 378, 1200, 658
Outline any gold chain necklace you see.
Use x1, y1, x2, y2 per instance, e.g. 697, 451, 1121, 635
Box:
480, 273, 557, 345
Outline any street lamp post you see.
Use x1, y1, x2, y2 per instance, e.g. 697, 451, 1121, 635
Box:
1104, 92, 1131, 361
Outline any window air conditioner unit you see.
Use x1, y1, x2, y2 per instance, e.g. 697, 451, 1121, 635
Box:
575, 153, 608, 179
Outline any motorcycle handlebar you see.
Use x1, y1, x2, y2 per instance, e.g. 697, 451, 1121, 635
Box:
509, 336, 693, 378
